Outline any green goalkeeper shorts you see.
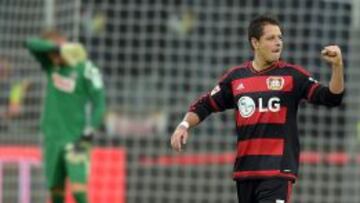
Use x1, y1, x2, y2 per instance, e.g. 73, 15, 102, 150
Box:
43, 139, 91, 189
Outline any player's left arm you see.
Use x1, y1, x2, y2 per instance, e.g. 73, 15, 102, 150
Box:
321, 45, 344, 94
301, 45, 345, 107
83, 61, 106, 132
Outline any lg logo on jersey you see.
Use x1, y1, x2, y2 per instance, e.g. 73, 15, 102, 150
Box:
238, 96, 280, 118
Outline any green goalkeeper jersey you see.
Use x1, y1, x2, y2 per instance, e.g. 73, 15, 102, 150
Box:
26, 38, 106, 143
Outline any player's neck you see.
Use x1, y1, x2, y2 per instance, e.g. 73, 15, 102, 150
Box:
252, 58, 277, 72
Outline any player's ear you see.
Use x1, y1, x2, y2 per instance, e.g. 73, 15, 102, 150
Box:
251, 37, 259, 50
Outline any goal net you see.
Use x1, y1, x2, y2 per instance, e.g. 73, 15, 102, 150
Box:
0, 0, 360, 203
0, 0, 80, 202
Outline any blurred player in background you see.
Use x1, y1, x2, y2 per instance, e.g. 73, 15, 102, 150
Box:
170, 15, 344, 203
25, 31, 106, 203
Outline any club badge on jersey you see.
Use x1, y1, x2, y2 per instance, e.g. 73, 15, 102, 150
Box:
267, 76, 285, 90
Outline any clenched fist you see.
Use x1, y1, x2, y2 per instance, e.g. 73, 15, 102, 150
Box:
321, 45, 343, 67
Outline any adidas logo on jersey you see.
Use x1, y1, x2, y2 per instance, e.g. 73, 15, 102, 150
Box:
236, 83, 245, 90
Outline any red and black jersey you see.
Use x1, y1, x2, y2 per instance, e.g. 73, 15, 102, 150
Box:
189, 60, 343, 182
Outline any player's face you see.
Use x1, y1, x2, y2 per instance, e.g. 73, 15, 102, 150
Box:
48, 52, 64, 65
253, 24, 283, 63
47, 36, 67, 66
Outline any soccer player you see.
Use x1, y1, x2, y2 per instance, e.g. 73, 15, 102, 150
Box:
25, 31, 106, 203
170, 15, 344, 203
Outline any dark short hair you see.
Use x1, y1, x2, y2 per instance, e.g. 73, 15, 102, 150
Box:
41, 30, 67, 42
248, 15, 282, 49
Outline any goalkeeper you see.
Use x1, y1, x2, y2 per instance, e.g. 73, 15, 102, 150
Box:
25, 31, 106, 203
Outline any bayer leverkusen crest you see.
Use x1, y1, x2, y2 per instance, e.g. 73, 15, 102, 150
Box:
266, 76, 285, 90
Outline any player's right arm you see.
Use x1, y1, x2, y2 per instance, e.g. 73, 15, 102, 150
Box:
170, 112, 200, 152
170, 70, 235, 152
25, 37, 58, 72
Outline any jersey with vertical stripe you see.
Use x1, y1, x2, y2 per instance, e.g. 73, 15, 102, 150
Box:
189, 60, 343, 181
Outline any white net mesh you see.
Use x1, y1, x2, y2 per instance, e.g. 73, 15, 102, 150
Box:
0, 0, 360, 203
0, 0, 80, 202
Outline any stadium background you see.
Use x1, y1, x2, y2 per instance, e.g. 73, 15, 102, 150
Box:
0, 0, 359, 202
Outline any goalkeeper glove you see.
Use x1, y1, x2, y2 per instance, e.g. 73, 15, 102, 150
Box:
81, 127, 94, 143
60, 42, 87, 66
64, 127, 98, 165
65, 131, 93, 163
68, 127, 94, 154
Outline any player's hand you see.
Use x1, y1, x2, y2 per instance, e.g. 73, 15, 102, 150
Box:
170, 124, 189, 152
81, 127, 94, 144
71, 127, 94, 153
65, 135, 92, 163
70, 134, 93, 154
321, 45, 343, 67
60, 42, 87, 66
